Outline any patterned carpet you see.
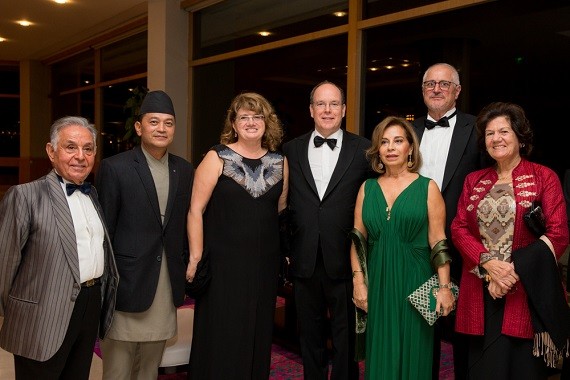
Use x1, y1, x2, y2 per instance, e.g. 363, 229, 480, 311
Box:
155, 342, 454, 379
96, 296, 455, 379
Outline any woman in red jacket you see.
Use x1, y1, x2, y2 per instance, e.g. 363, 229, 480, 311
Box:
451, 102, 569, 379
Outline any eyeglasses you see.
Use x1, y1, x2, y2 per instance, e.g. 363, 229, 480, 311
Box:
236, 115, 265, 124
312, 101, 343, 110
422, 80, 458, 91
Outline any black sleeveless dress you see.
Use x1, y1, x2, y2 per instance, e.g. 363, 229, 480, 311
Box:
188, 144, 284, 379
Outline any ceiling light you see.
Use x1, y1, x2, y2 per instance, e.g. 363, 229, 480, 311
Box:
258, 31, 271, 37
333, 11, 347, 17
53, 0, 68, 3
369, 67, 379, 71
17, 20, 33, 27
0, 37, 6, 42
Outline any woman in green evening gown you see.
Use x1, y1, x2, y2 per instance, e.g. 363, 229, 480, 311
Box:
350, 116, 455, 379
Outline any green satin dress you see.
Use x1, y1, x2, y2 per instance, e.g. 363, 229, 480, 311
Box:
362, 176, 434, 379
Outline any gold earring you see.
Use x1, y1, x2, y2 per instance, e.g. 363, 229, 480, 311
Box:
378, 161, 384, 170
407, 154, 413, 168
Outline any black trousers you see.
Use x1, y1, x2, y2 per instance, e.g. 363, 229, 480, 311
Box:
294, 250, 359, 380
14, 283, 102, 380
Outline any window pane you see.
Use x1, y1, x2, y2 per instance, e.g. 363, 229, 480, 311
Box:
194, 0, 348, 58
0, 65, 19, 94
364, 0, 441, 18
101, 32, 147, 82
364, 0, 570, 175
0, 98, 20, 157
192, 35, 347, 163
52, 90, 95, 122
51, 51, 94, 93
101, 80, 147, 158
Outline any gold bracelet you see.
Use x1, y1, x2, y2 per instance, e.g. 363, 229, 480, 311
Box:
439, 282, 452, 289
352, 270, 363, 278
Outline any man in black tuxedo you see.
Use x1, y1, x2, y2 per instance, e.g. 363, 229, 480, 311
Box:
283, 80, 372, 380
413, 63, 486, 380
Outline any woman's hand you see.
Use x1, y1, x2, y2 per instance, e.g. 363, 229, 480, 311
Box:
435, 287, 455, 316
186, 259, 198, 282
483, 260, 519, 296
487, 280, 506, 299
352, 278, 368, 313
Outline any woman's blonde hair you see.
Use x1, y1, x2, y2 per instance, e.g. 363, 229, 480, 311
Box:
220, 92, 283, 151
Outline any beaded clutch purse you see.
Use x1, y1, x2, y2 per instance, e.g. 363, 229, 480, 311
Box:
407, 274, 458, 326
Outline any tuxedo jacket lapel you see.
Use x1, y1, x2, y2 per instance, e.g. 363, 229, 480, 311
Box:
46, 170, 80, 284
323, 131, 356, 200
298, 133, 320, 198
442, 112, 474, 192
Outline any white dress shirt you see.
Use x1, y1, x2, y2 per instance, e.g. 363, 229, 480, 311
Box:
60, 180, 105, 283
419, 109, 457, 190
308, 129, 343, 200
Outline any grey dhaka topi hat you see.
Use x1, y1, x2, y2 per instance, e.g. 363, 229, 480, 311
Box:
139, 90, 175, 117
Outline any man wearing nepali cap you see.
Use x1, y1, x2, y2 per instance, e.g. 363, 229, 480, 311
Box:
96, 90, 194, 379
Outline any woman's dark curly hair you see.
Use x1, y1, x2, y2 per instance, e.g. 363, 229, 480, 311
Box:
476, 102, 533, 157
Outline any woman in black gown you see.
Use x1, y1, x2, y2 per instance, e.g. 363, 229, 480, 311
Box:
186, 92, 288, 379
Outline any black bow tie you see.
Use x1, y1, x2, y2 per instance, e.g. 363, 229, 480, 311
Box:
66, 182, 91, 196
424, 111, 457, 130
314, 135, 337, 150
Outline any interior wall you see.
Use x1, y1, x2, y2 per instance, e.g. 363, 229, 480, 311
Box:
147, 0, 189, 160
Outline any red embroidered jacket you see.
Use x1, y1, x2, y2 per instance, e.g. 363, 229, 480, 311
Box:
451, 159, 569, 338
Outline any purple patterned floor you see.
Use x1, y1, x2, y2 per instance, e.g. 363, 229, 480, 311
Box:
154, 342, 453, 379
96, 296, 454, 379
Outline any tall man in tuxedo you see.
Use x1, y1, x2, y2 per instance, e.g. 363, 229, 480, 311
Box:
283, 80, 372, 380
413, 62, 485, 380
0, 116, 119, 379
96, 90, 194, 380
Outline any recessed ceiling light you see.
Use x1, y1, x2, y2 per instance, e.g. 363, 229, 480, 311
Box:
53, 0, 68, 3
0, 37, 6, 42
258, 31, 271, 37
17, 20, 33, 27
333, 11, 347, 17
